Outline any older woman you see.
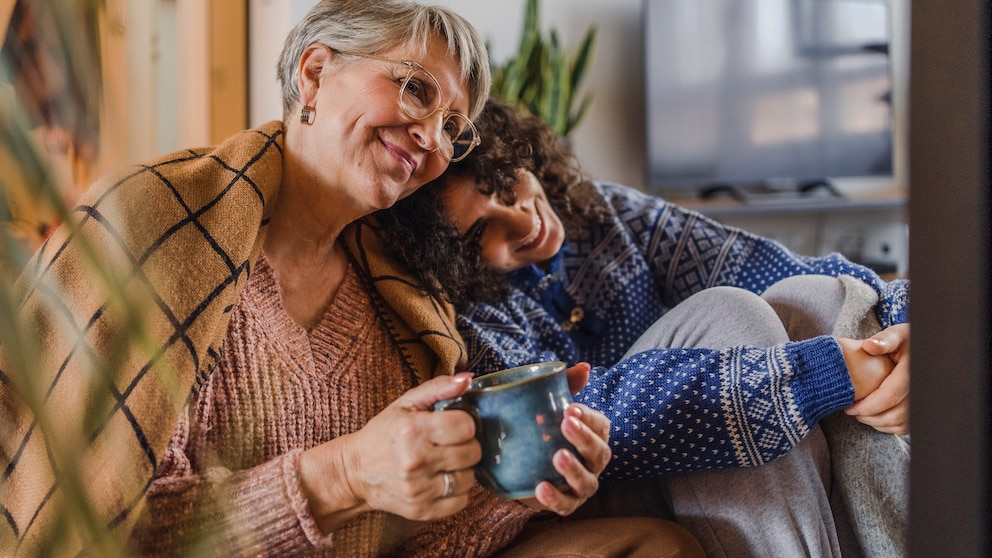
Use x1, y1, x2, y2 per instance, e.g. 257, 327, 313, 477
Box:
0, 2, 702, 557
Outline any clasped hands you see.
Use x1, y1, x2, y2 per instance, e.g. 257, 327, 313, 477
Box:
838, 323, 910, 435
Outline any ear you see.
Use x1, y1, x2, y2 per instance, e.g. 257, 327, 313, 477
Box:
297, 43, 334, 107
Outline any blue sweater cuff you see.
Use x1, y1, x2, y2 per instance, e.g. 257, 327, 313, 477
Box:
785, 336, 855, 426
881, 278, 911, 327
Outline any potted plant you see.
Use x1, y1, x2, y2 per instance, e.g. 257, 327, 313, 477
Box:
489, 0, 597, 138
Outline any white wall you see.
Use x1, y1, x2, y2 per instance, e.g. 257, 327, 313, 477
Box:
432, 0, 646, 188
248, 0, 908, 194
248, 0, 323, 124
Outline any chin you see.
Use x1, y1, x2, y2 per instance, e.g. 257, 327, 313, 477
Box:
547, 230, 566, 257
370, 181, 411, 211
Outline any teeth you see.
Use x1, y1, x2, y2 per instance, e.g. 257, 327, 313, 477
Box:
522, 215, 542, 248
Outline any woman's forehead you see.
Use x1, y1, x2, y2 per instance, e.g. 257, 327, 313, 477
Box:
439, 174, 483, 206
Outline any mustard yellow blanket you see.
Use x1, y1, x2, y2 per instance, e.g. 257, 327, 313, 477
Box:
0, 121, 464, 556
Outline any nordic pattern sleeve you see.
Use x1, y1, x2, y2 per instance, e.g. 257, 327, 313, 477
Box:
575, 336, 854, 477
604, 183, 910, 328
457, 302, 854, 476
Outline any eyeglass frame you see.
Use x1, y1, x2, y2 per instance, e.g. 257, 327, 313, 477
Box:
332, 49, 481, 162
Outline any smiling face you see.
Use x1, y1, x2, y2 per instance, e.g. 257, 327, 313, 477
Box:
440, 169, 566, 273
291, 34, 472, 220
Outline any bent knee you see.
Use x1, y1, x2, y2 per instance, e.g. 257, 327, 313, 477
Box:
688, 286, 788, 346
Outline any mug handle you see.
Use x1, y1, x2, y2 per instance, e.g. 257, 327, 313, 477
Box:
434, 398, 483, 437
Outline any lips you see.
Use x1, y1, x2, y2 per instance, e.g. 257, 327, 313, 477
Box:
518, 213, 545, 252
381, 137, 418, 176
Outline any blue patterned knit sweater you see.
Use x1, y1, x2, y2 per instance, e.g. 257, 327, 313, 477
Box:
457, 182, 910, 479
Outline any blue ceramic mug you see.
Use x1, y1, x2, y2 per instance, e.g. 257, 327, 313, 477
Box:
434, 361, 578, 499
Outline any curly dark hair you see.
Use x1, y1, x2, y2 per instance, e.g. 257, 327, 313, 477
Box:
375, 98, 608, 309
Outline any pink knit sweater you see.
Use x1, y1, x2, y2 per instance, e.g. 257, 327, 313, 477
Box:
130, 256, 535, 556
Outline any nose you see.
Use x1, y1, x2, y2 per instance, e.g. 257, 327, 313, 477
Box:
492, 201, 535, 244
409, 112, 447, 154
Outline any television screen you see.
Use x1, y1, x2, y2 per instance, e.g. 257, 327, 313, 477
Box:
644, 0, 894, 195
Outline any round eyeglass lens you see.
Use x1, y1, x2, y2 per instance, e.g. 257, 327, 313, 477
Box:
446, 115, 479, 162
396, 65, 479, 162
398, 68, 441, 119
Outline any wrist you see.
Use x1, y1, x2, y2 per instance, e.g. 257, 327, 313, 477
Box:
784, 337, 854, 423
298, 436, 369, 534
839, 337, 891, 400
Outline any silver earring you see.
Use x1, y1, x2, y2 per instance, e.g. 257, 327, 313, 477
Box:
300, 105, 315, 125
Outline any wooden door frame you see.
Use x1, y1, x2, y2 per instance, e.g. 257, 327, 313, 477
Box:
207, 0, 247, 144
908, 0, 991, 555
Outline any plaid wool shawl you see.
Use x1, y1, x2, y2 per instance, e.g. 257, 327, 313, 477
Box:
0, 121, 464, 556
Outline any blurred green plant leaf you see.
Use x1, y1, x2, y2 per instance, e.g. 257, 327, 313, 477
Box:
0, 2, 144, 557
489, 0, 597, 138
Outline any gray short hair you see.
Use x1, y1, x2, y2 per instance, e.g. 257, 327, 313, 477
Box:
277, 0, 491, 121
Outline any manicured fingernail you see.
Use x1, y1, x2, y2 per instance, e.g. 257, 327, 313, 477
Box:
565, 416, 582, 431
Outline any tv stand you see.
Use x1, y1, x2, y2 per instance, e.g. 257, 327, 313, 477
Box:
699, 179, 844, 205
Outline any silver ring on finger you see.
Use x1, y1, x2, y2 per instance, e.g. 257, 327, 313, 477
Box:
442, 471, 456, 499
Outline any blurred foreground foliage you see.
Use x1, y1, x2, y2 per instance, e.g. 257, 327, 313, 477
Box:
0, 1, 149, 556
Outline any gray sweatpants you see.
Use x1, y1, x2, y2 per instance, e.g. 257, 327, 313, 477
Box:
623, 276, 907, 558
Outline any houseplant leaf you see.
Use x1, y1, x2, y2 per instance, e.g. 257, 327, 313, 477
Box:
488, 0, 597, 139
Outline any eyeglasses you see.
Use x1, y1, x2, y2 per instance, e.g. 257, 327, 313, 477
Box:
334, 50, 480, 162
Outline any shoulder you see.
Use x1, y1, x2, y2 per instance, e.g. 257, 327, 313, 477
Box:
84, 122, 286, 212
591, 181, 672, 213
585, 181, 699, 234
142, 121, 285, 175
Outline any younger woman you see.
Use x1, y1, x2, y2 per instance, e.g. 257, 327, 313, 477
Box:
378, 98, 910, 557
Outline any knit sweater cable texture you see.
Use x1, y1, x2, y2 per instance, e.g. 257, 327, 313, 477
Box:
132, 255, 533, 557
458, 182, 910, 479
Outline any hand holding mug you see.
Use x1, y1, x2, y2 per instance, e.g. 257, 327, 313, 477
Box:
531, 411, 611, 515
300, 373, 481, 533
526, 362, 612, 516
435, 361, 610, 517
